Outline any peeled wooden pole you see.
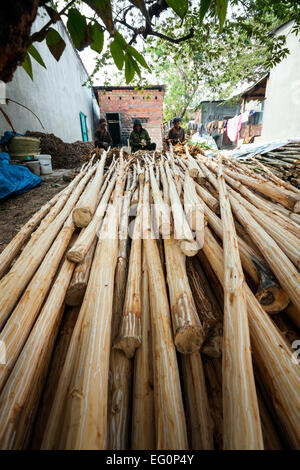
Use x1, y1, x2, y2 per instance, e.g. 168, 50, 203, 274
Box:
184, 171, 204, 249
203, 226, 300, 448
222, 166, 300, 211
63, 164, 125, 449
65, 238, 97, 306
30, 305, 80, 450
0, 165, 95, 329
202, 197, 289, 313
165, 162, 198, 257
143, 175, 188, 449
131, 249, 155, 450
67, 171, 117, 262
181, 352, 214, 449
0, 253, 76, 449
228, 186, 300, 269
228, 192, 300, 312
218, 162, 263, 450
223, 171, 300, 238
149, 163, 170, 237
107, 174, 135, 450
19, 168, 88, 259
0, 187, 63, 279
114, 187, 142, 359
249, 156, 300, 194
0, 215, 77, 392
72, 151, 107, 227
164, 235, 204, 353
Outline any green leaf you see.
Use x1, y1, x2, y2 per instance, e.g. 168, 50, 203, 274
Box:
46, 28, 66, 61
89, 23, 104, 53
165, 0, 188, 19
110, 39, 125, 70
67, 8, 87, 49
127, 45, 149, 70
199, 0, 211, 23
131, 57, 141, 78
28, 44, 46, 68
216, 0, 228, 31
124, 53, 135, 83
114, 31, 127, 49
22, 52, 33, 80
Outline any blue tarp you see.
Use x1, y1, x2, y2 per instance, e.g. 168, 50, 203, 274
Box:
0, 153, 42, 200
0, 131, 22, 145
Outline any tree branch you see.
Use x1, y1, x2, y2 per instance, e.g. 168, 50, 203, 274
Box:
143, 27, 194, 44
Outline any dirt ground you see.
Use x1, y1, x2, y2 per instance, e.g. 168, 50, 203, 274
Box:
0, 169, 75, 254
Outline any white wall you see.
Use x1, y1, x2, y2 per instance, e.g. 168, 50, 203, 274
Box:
0, 8, 99, 142
261, 21, 300, 141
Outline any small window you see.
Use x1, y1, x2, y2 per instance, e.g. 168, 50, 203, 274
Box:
120, 96, 122, 100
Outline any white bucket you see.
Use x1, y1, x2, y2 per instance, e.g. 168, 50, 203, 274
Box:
37, 154, 52, 175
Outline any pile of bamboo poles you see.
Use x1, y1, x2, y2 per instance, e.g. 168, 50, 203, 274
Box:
240, 142, 300, 188
0, 144, 299, 450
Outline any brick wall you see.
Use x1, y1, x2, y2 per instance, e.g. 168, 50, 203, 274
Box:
96, 87, 165, 149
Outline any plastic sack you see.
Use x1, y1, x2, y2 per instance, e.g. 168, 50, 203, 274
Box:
0, 153, 42, 199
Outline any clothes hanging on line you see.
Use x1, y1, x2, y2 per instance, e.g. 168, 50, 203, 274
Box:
226, 114, 243, 142
241, 111, 249, 123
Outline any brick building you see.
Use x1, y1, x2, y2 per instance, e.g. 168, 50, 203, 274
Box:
93, 85, 165, 149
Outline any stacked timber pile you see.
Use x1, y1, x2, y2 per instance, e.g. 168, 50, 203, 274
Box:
0, 144, 300, 450
239, 142, 300, 188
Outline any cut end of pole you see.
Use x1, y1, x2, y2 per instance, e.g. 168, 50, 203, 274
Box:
179, 240, 199, 257
72, 208, 93, 228
113, 336, 141, 359
175, 325, 204, 354
256, 285, 290, 314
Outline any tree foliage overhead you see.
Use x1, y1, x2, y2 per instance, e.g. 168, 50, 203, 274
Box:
147, 0, 300, 119
1, 0, 299, 86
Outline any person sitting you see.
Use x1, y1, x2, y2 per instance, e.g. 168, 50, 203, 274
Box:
166, 116, 185, 148
129, 119, 156, 153
94, 118, 113, 149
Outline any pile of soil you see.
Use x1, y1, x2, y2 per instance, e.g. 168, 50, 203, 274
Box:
25, 131, 94, 169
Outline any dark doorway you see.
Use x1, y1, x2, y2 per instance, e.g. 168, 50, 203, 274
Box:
105, 113, 121, 147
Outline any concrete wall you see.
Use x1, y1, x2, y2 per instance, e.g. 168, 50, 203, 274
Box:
97, 87, 165, 149
261, 21, 300, 141
0, 8, 99, 142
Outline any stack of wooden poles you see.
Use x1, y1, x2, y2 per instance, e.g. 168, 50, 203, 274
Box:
0, 144, 300, 450
240, 142, 300, 188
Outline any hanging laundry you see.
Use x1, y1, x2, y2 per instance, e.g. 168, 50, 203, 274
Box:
218, 121, 224, 134
226, 114, 243, 142
241, 111, 249, 123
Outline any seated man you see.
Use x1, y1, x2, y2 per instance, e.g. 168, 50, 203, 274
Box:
129, 119, 156, 152
166, 116, 185, 148
94, 118, 113, 149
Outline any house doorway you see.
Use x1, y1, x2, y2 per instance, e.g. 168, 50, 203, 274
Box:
105, 113, 121, 147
